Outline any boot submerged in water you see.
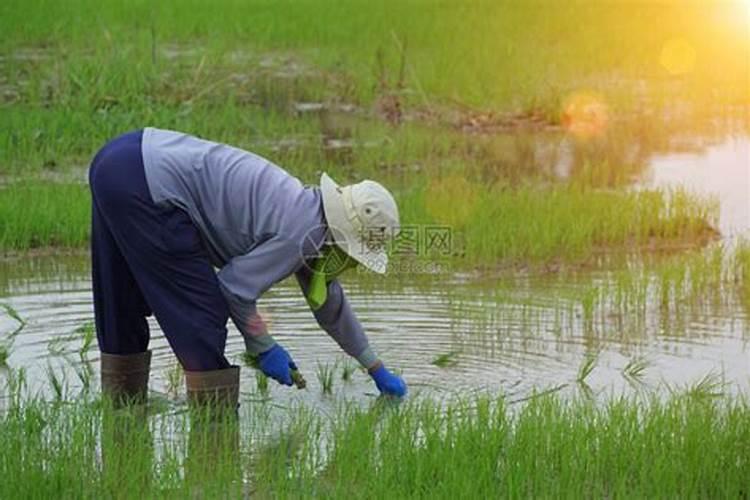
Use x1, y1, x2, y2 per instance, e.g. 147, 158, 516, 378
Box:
100, 350, 152, 408
184, 365, 240, 412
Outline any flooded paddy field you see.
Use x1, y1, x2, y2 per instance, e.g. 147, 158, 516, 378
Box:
1, 244, 749, 409
1, 0, 749, 496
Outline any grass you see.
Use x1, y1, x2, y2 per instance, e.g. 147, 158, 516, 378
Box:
0, 341, 10, 366
0, 391, 749, 497
0, 1, 747, 172
622, 356, 650, 383
164, 362, 183, 397
0, 182, 90, 250
0, 177, 720, 268
0, 302, 26, 336
74, 321, 95, 360
576, 351, 598, 384
316, 361, 335, 395
402, 182, 719, 264
340, 362, 356, 382
0, 1, 739, 268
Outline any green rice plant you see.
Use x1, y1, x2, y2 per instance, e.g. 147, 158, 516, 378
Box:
45, 364, 68, 402
0, 302, 26, 337
431, 351, 459, 368
0, 389, 749, 497
0, 182, 91, 250
240, 350, 260, 369
47, 335, 67, 356
75, 322, 95, 360
164, 362, 183, 397
340, 362, 356, 382
684, 372, 726, 401
1, 1, 746, 175
256, 370, 269, 395
622, 356, 649, 383
404, 181, 719, 266
576, 351, 598, 384
316, 361, 335, 395
0, 340, 11, 366
4, 367, 27, 406
73, 361, 93, 395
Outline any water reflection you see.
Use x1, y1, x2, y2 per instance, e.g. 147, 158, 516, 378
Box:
0, 253, 748, 411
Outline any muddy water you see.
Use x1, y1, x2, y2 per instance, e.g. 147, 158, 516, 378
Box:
1, 253, 748, 412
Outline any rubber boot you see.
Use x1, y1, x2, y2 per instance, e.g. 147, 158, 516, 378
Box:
184, 365, 240, 411
100, 350, 152, 408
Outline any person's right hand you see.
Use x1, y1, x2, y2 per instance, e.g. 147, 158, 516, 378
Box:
258, 344, 297, 386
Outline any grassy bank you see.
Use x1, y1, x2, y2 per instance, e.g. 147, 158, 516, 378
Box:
0, 391, 748, 498
0, 182, 90, 250
0, 180, 718, 266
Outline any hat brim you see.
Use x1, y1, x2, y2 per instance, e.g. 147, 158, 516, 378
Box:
320, 173, 388, 274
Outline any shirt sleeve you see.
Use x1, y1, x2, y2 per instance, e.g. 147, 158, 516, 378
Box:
295, 266, 378, 368
217, 236, 300, 355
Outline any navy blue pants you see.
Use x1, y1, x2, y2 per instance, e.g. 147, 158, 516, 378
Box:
89, 130, 230, 371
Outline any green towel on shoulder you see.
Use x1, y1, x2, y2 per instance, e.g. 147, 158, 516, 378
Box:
306, 244, 358, 310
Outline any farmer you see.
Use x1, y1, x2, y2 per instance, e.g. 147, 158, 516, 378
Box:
88, 128, 407, 408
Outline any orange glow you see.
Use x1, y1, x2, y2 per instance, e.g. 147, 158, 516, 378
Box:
660, 38, 697, 76
561, 91, 609, 140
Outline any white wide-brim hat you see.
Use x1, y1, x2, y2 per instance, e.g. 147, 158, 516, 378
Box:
320, 173, 400, 274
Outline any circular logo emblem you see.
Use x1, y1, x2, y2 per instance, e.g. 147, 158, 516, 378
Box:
299, 223, 354, 275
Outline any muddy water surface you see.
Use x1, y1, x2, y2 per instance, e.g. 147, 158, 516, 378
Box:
1, 253, 748, 413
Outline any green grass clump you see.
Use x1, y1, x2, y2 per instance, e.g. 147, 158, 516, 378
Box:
576, 352, 598, 384
400, 182, 718, 264
0, 341, 11, 366
0, 182, 90, 250
316, 361, 335, 395
0, 178, 718, 266
0, 392, 749, 498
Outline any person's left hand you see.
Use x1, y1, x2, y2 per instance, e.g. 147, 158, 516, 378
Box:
369, 362, 407, 397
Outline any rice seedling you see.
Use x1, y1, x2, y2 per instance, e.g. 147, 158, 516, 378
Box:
4, 367, 27, 403
576, 351, 598, 384
683, 372, 726, 401
73, 361, 93, 395
241, 351, 306, 390
431, 351, 459, 368
45, 364, 68, 402
316, 361, 336, 395
340, 362, 356, 382
75, 321, 95, 360
240, 350, 260, 369
1, 1, 746, 171
47, 335, 67, 356
622, 356, 649, 383
0, 302, 26, 337
164, 362, 183, 397
255, 370, 269, 396
4, 388, 750, 497
0, 182, 91, 250
0, 340, 11, 366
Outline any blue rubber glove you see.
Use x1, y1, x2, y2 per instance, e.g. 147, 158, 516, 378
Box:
258, 344, 297, 386
369, 364, 407, 397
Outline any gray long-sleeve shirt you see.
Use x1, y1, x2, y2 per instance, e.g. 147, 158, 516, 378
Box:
140, 127, 377, 367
